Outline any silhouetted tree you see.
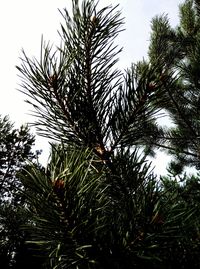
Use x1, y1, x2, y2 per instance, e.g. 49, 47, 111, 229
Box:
0, 115, 43, 268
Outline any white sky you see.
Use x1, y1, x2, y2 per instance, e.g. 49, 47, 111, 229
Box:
0, 0, 184, 173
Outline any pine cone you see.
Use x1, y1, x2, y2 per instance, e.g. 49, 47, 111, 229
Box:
53, 178, 65, 197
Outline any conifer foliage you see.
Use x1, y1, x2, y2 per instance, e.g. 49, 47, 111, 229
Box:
17, 0, 162, 156
15, 0, 200, 268
148, 0, 200, 173
0, 115, 35, 201
0, 115, 40, 268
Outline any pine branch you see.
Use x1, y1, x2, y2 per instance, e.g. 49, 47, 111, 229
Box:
163, 79, 197, 138
152, 142, 199, 158
108, 63, 162, 151
17, 0, 124, 155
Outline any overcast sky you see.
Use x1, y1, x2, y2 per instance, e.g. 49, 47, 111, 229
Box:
0, 0, 184, 173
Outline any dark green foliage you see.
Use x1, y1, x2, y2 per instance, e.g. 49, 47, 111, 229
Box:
12, 0, 200, 268
18, 144, 200, 268
16, 145, 157, 268
159, 174, 200, 268
0, 115, 42, 268
0, 115, 36, 202
16, 0, 164, 158
0, 203, 45, 268
148, 0, 200, 172
19, 145, 109, 268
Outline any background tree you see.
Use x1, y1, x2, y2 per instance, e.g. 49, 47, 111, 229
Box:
148, 0, 200, 174
0, 115, 43, 268
0, 115, 36, 202
15, 0, 200, 268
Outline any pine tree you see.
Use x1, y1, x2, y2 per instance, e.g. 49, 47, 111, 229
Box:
0, 115, 42, 268
16, 0, 200, 268
148, 0, 200, 174
0, 115, 36, 202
